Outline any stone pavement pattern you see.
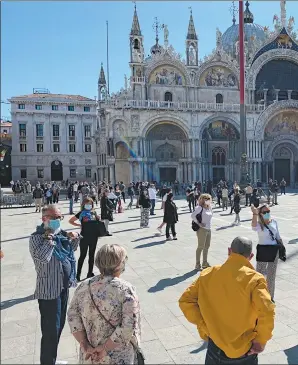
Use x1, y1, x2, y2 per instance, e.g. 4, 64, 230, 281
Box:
1, 194, 298, 364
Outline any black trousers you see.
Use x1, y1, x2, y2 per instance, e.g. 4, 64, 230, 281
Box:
166, 223, 176, 238
205, 339, 258, 365
121, 191, 126, 203
53, 194, 59, 203
38, 288, 69, 365
188, 199, 195, 212
46, 197, 53, 204
77, 236, 98, 277
245, 194, 252, 206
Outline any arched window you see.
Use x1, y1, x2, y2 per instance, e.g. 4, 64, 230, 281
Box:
216, 94, 223, 104
165, 92, 173, 102
212, 147, 226, 165
133, 39, 140, 50
291, 91, 298, 100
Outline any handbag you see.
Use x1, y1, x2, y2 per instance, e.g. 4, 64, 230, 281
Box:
258, 222, 287, 262
192, 207, 203, 232
88, 281, 145, 364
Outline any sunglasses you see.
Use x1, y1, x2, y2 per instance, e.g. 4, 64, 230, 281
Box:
46, 215, 64, 220
261, 210, 270, 214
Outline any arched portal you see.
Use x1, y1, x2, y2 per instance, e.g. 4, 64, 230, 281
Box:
115, 141, 130, 185
272, 145, 292, 184
201, 120, 240, 183
146, 123, 187, 183
51, 160, 63, 181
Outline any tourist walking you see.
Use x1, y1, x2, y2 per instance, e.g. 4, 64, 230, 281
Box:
29, 205, 80, 365
148, 183, 157, 215
52, 183, 60, 204
245, 184, 253, 206
101, 188, 114, 236
67, 244, 142, 365
186, 186, 195, 212
179, 236, 275, 365
119, 181, 126, 203
139, 189, 151, 228
232, 188, 241, 225
221, 185, 228, 211
251, 204, 285, 301
69, 197, 100, 281
191, 193, 213, 270
127, 183, 135, 209
272, 180, 279, 205
164, 193, 178, 241
45, 184, 53, 204
280, 178, 286, 195
67, 183, 74, 214
33, 183, 44, 212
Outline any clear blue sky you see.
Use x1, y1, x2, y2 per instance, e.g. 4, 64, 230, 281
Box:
2, 1, 297, 118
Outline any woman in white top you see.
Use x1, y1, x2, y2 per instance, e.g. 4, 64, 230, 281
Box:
191, 193, 213, 271
251, 204, 283, 301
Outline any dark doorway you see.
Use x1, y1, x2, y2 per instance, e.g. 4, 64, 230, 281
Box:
0, 143, 12, 186
213, 167, 225, 184
51, 160, 63, 181
274, 159, 290, 184
159, 168, 176, 183
165, 92, 173, 102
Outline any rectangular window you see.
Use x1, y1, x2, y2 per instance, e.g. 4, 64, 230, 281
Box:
85, 168, 91, 178
37, 168, 44, 178
18, 104, 25, 109
19, 123, 26, 137
52, 124, 60, 137
35, 104, 42, 110
68, 105, 74, 111
84, 125, 91, 137
69, 144, 76, 152
70, 168, 76, 178
36, 124, 43, 137
20, 169, 27, 179
69, 124, 75, 137
52, 105, 58, 111
53, 144, 60, 152
84, 106, 90, 112
85, 144, 91, 152
20, 143, 27, 152
37, 143, 43, 152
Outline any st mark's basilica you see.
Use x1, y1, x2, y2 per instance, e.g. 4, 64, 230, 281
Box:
95, 0, 298, 187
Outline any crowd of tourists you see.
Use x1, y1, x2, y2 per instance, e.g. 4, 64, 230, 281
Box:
21, 175, 290, 365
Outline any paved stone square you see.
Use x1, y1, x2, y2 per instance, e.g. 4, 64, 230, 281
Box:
1, 194, 298, 364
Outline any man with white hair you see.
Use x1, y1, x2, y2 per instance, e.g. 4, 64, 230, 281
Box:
179, 236, 275, 365
29, 204, 80, 365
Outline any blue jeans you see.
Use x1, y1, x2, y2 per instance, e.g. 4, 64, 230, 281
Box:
38, 288, 69, 365
205, 339, 258, 365
69, 197, 74, 214
150, 199, 156, 215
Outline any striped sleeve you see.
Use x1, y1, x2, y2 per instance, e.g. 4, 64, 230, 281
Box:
29, 234, 55, 263
70, 236, 80, 251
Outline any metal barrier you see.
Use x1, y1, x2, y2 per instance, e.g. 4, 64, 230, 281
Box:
0, 193, 34, 207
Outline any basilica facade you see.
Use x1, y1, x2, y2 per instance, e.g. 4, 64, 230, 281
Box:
95, 1, 298, 187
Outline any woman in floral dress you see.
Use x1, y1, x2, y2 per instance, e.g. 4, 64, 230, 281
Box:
67, 244, 141, 364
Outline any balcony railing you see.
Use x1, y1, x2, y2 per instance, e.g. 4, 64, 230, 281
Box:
36, 136, 44, 141
19, 135, 26, 140
53, 136, 60, 141
69, 136, 76, 141
104, 99, 265, 113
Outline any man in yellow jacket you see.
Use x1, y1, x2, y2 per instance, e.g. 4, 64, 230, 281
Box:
179, 236, 275, 365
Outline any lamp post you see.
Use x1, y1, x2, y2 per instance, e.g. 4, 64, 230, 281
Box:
239, 0, 248, 184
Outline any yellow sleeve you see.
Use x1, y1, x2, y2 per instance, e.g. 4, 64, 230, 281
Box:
178, 278, 209, 341
251, 276, 275, 345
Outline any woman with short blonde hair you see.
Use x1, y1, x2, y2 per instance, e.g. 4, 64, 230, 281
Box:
68, 244, 141, 364
191, 194, 213, 270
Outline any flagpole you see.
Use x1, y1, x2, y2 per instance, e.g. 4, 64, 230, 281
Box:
239, 0, 247, 183
106, 20, 110, 96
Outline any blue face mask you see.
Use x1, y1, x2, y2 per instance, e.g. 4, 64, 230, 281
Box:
48, 219, 61, 231
84, 204, 92, 210
263, 213, 271, 220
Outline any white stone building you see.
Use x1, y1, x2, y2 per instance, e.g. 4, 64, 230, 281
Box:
95, 1, 298, 187
9, 92, 97, 182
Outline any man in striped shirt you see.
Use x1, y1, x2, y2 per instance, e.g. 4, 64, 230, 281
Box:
29, 205, 80, 365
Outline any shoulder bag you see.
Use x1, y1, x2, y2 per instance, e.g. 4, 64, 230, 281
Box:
192, 206, 203, 232
88, 280, 145, 364
256, 222, 286, 262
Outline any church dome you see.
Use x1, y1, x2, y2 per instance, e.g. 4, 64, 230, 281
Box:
222, 1, 265, 56
150, 42, 162, 55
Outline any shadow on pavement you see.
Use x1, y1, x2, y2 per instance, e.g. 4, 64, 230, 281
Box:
216, 224, 235, 231
112, 227, 141, 234
190, 341, 208, 354
148, 269, 198, 292
284, 345, 298, 364
135, 240, 166, 249
131, 235, 158, 242
1, 294, 34, 310
288, 238, 298, 245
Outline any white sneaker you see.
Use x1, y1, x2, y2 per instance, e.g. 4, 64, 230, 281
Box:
56, 361, 68, 365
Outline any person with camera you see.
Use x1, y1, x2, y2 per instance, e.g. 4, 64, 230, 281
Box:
191, 194, 213, 271
251, 204, 286, 302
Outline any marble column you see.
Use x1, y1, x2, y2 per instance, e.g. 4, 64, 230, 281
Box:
193, 163, 197, 182
144, 163, 148, 182
192, 139, 196, 158
188, 163, 192, 182
275, 89, 280, 102
109, 165, 115, 185
264, 89, 268, 105
288, 90, 292, 100
129, 162, 134, 182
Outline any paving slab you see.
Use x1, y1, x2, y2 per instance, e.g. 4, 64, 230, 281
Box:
1, 194, 298, 363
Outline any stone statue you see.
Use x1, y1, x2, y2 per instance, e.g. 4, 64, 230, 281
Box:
216, 28, 222, 48
124, 74, 128, 90
189, 46, 196, 65
163, 24, 169, 47
280, 0, 286, 27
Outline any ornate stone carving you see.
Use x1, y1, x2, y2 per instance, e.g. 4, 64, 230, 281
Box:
131, 115, 140, 132
85, 159, 91, 165
254, 100, 298, 138
69, 158, 76, 165
248, 49, 298, 89
246, 117, 254, 130
113, 120, 127, 137
155, 142, 178, 161
264, 135, 298, 160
